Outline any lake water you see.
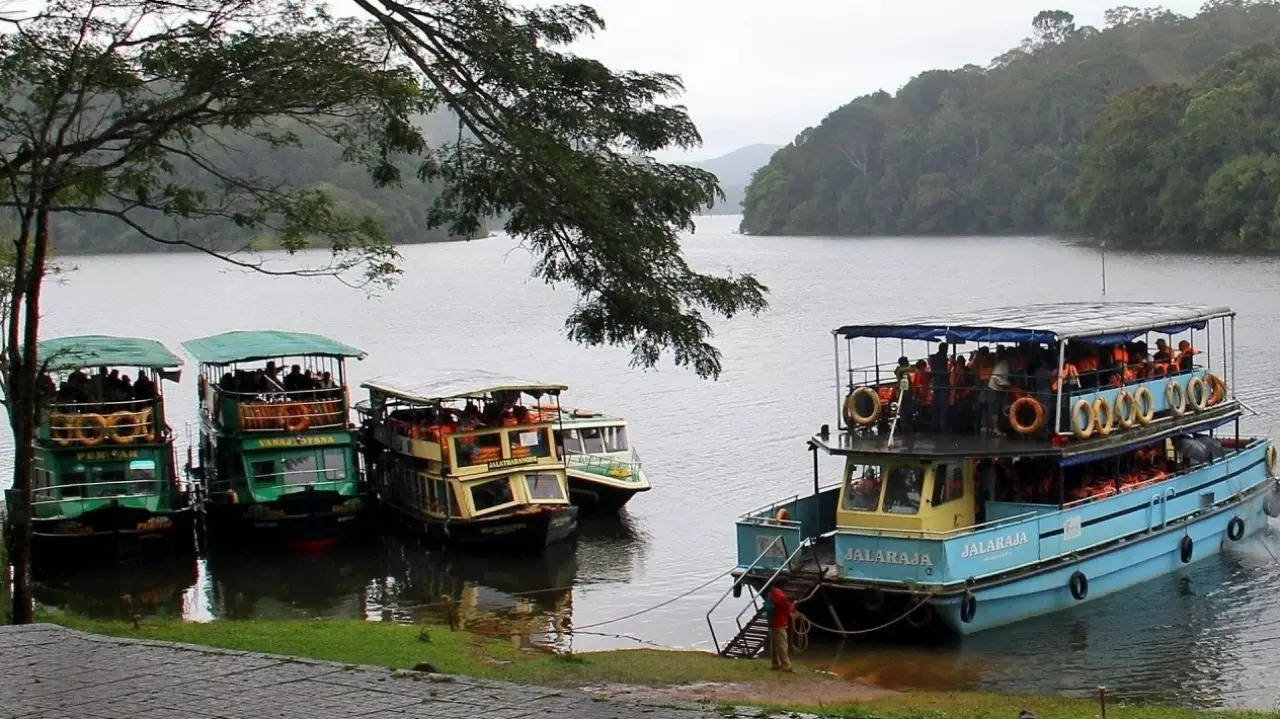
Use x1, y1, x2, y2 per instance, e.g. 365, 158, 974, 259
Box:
8, 215, 1280, 710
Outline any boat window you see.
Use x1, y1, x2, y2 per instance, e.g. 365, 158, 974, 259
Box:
470, 478, 514, 513
129, 460, 158, 495
560, 430, 583, 455
454, 431, 502, 467
525, 473, 564, 500
252, 460, 278, 485
432, 478, 449, 514
580, 427, 606, 453
841, 465, 883, 511
87, 466, 128, 497
61, 470, 86, 498
882, 466, 925, 515
930, 464, 964, 506
282, 453, 319, 486
321, 449, 346, 481
603, 426, 628, 452
508, 428, 551, 459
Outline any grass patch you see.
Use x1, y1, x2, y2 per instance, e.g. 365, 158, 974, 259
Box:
41, 614, 1280, 719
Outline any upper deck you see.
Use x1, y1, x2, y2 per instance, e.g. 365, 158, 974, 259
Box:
35, 335, 182, 450
829, 302, 1240, 460
182, 330, 364, 435
360, 371, 567, 479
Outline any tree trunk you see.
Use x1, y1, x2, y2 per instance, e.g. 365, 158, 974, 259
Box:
9, 198, 51, 625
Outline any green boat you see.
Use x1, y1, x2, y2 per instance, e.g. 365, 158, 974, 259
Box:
3, 335, 195, 562
547, 407, 650, 511
182, 331, 368, 548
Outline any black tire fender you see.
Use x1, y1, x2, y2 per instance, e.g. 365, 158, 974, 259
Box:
1069, 571, 1088, 601
960, 592, 977, 624
1227, 516, 1245, 542
1179, 534, 1194, 564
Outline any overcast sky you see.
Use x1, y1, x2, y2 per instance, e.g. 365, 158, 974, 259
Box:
551, 0, 1207, 161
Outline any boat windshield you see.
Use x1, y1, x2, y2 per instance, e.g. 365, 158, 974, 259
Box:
841, 464, 925, 514
574, 425, 627, 453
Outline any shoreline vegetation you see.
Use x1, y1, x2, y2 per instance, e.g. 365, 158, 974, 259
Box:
39, 612, 1277, 719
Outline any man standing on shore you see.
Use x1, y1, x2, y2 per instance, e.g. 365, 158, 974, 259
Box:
764, 583, 795, 672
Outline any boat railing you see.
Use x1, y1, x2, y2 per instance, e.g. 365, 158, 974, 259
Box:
836, 511, 1038, 540
42, 399, 163, 447
208, 471, 351, 496
212, 387, 347, 432
30, 478, 160, 507
565, 450, 644, 483
706, 533, 790, 654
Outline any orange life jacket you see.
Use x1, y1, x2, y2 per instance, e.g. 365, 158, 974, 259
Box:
1051, 363, 1079, 392
1112, 345, 1129, 364
1076, 355, 1099, 373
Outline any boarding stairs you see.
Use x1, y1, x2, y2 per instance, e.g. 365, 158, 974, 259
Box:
707, 536, 828, 658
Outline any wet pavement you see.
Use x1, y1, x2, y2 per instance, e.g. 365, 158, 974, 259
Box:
0, 624, 759, 719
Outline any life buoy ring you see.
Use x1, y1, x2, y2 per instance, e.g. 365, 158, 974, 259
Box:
1068, 571, 1088, 601
106, 410, 143, 444
1113, 391, 1137, 430
959, 592, 977, 624
1133, 387, 1155, 425
1267, 445, 1278, 477
1070, 398, 1095, 440
1186, 376, 1208, 412
1226, 516, 1245, 542
282, 403, 310, 433
1205, 373, 1226, 406
1166, 380, 1186, 416
844, 386, 882, 426
1179, 534, 1194, 564
73, 413, 109, 446
1008, 396, 1045, 436
138, 408, 155, 441
1092, 397, 1114, 437
49, 413, 75, 446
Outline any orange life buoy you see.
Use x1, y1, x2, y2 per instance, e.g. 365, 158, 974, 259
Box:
106, 410, 143, 444
282, 403, 310, 433
1007, 396, 1046, 436
73, 413, 109, 446
49, 413, 75, 446
1205, 373, 1226, 406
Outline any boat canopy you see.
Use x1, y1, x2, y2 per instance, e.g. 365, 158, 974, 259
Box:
38, 335, 182, 371
363, 370, 566, 405
834, 302, 1232, 345
182, 330, 366, 365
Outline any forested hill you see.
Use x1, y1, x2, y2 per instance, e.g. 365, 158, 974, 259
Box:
740, 1, 1280, 240
46, 114, 462, 255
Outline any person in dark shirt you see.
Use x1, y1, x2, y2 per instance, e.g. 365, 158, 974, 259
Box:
133, 370, 156, 401
283, 364, 306, 392
929, 342, 950, 433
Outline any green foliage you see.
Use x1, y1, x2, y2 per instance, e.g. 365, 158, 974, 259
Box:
740, 1, 1280, 241
1070, 37, 1280, 250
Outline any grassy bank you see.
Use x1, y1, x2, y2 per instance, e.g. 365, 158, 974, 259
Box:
43, 613, 1279, 719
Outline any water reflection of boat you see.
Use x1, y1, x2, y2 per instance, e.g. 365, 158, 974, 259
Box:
203, 541, 383, 619
572, 513, 648, 586
33, 558, 197, 620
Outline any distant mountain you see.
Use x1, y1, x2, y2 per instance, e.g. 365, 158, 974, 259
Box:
691, 143, 781, 215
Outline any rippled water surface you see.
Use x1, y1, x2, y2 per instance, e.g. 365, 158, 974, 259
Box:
8, 216, 1280, 709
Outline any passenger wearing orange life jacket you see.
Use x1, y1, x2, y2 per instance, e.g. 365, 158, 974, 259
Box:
949, 355, 968, 404
1075, 349, 1100, 389
1051, 360, 1080, 393
1153, 338, 1173, 362
1176, 340, 1199, 372
910, 360, 932, 405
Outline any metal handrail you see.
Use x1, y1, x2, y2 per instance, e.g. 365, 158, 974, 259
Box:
836, 510, 1038, 539
730, 538, 814, 635
31, 478, 160, 506
705, 534, 789, 654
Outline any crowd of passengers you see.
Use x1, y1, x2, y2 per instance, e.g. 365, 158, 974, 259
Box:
217, 361, 340, 399
886, 337, 1201, 436
389, 398, 540, 441
988, 435, 1221, 506
42, 366, 157, 412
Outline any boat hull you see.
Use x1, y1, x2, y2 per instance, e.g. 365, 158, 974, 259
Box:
929, 484, 1270, 635
202, 490, 369, 548
22, 504, 196, 563
566, 473, 649, 511
378, 501, 579, 549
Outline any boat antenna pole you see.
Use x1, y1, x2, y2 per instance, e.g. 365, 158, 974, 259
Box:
1100, 240, 1107, 297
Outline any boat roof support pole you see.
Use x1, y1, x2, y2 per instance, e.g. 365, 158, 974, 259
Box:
1054, 339, 1068, 436
811, 441, 820, 539
1230, 315, 1236, 401
835, 333, 845, 430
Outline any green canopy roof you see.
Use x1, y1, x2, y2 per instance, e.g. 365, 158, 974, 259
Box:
38, 335, 183, 371
182, 330, 366, 365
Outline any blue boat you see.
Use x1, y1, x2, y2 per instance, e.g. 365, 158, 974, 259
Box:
711, 303, 1279, 652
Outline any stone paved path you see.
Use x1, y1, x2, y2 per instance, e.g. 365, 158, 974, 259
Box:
0, 624, 741, 719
